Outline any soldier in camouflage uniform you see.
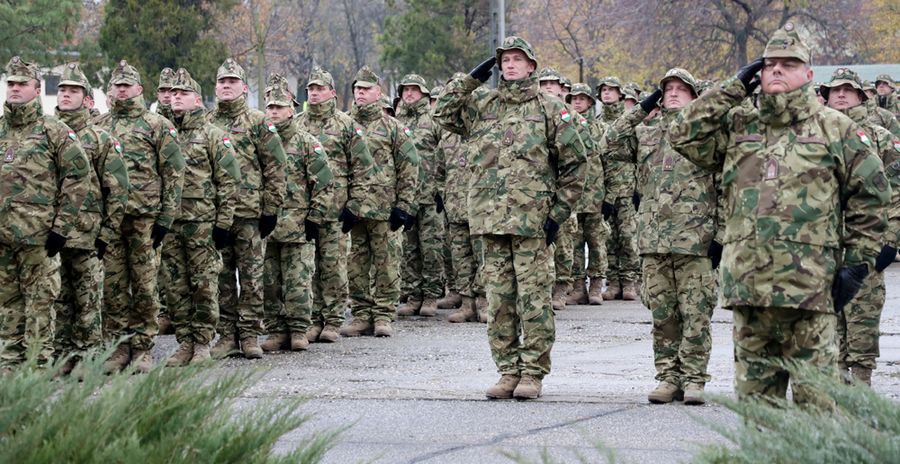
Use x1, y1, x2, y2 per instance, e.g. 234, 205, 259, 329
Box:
161, 69, 241, 366
821, 67, 900, 385
259, 74, 334, 351
597, 76, 641, 301
0, 57, 92, 367
341, 66, 419, 336
207, 58, 286, 359
566, 83, 609, 306
608, 68, 722, 404
295, 66, 372, 343
53, 63, 130, 375
669, 23, 890, 407
434, 37, 587, 399
431, 85, 462, 312
874, 74, 900, 118
100, 60, 185, 373
155, 67, 176, 336
395, 73, 446, 317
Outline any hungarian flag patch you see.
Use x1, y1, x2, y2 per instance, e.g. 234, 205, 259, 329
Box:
403, 127, 413, 137
114, 141, 122, 153
223, 136, 233, 148
894, 140, 900, 152
168, 127, 177, 138
560, 109, 571, 122
313, 143, 324, 155
266, 121, 277, 133
857, 130, 871, 146
355, 127, 364, 137
67, 130, 77, 141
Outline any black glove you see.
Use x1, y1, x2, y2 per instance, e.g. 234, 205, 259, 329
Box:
831, 264, 869, 314
737, 58, 764, 94
707, 240, 723, 270
875, 245, 897, 273
404, 210, 417, 230
469, 57, 496, 83
338, 208, 358, 234
304, 219, 320, 242
434, 194, 445, 214
150, 223, 169, 249
632, 192, 641, 210
389, 207, 411, 232
259, 214, 277, 239
601, 202, 616, 220
95, 238, 108, 260
212, 226, 230, 250
639, 88, 663, 113
542, 218, 560, 246
45, 231, 67, 257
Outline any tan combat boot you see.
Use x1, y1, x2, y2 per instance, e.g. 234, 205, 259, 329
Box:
290, 332, 309, 351
306, 323, 323, 343
131, 349, 153, 374
485, 374, 520, 399
851, 365, 872, 386
683, 383, 706, 405
622, 281, 638, 301
397, 298, 422, 316
587, 278, 604, 305
157, 314, 175, 335
166, 341, 194, 367
566, 281, 588, 305
602, 282, 620, 300
551, 283, 569, 311
476, 297, 489, 323
191, 343, 211, 364
419, 298, 438, 317
318, 325, 340, 342
210, 334, 239, 359
513, 375, 543, 399
648, 381, 683, 404
103, 342, 132, 374
241, 336, 263, 359
340, 318, 373, 337
447, 297, 477, 323
374, 320, 393, 337
260, 332, 289, 352
437, 291, 462, 309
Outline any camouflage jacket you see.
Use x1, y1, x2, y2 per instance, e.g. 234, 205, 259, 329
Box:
269, 119, 334, 243
599, 102, 636, 200
433, 74, 587, 237
102, 95, 185, 228
608, 106, 721, 256
668, 78, 889, 313
172, 108, 241, 228
439, 129, 470, 223
207, 96, 286, 219
295, 98, 372, 222
866, 99, 900, 140
396, 98, 443, 207
0, 99, 92, 246
574, 109, 606, 213
349, 101, 419, 220
876, 93, 900, 119
57, 107, 130, 249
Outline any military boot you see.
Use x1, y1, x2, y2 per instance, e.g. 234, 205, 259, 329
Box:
648, 381, 683, 404
306, 323, 323, 343
397, 298, 422, 316
683, 383, 706, 405
374, 321, 393, 337
513, 375, 543, 399
602, 282, 621, 300
103, 342, 132, 374
851, 365, 872, 386
447, 297, 477, 323
131, 349, 153, 374
56, 356, 79, 378
157, 314, 175, 335
566, 281, 588, 305
476, 297, 489, 323
211, 334, 239, 359
241, 336, 263, 359
485, 374, 520, 399
191, 343, 211, 364
419, 298, 438, 317
437, 291, 462, 309
260, 332, 289, 352
318, 325, 340, 343
588, 278, 604, 305
622, 281, 638, 301
166, 341, 194, 367
551, 283, 569, 311
290, 332, 309, 351
340, 318, 373, 337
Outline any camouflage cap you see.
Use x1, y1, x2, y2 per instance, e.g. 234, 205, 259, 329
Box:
307, 65, 334, 88
352, 65, 380, 89
659, 67, 698, 96
596, 76, 623, 92
564, 82, 595, 104
59, 62, 91, 90
763, 21, 811, 64
820, 67, 866, 101
862, 80, 876, 91
217, 58, 245, 81
380, 95, 394, 111
397, 73, 430, 95
537, 67, 562, 83
495, 36, 537, 66
697, 79, 716, 95
170, 67, 202, 97
265, 73, 293, 107
4, 56, 40, 83
429, 85, 443, 97
622, 87, 639, 102
561, 76, 572, 89
874, 73, 895, 89
158, 67, 176, 90
110, 59, 142, 86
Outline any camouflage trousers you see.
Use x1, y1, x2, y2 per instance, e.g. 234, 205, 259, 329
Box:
0, 243, 60, 365
103, 215, 160, 351
157, 249, 168, 319
482, 235, 555, 378
264, 241, 315, 335
162, 221, 222, 345
402, 205, 446, 299
448, 222, 484, 298
312, 221, 348, 328
573, 212, 609, 281
218, 218, 265, 338
348, 219, 401, 323
54, 248, 102, 357
838, 271, 884, 370
553, 214, 577, 286
606, 197, 640, 284
733, 306, 837, 409
443, 223, 455, 292
641, 254, 715, 386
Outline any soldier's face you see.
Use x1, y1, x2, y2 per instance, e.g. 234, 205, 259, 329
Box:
864, 89, 876, 99
265, 104, 293, 123
401, 86, 424, 104
539, 80, 563, 97
599, 86, 622, 104
307, 84, 335, 104
500, 50, 535, 81
876, 81, 894, 96
354, 85, 381, 106
57, 85, 85, 111
624, 98, 637, 109
570, 94, 593, 113
5, 80, 39, 104
826, 84, 863, 110
662, 79, 695, 110
113, 83, 142, 101
215, 77, 246, 102
157, 87, 174, 105
761, 58, 812, 95
172, 89, 201, 113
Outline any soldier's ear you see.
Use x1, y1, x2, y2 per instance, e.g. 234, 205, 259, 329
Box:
242, 83, 250, 94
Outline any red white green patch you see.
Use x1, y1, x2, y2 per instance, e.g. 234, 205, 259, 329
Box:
403, 127, 413, 137
857, 130, 871, 146
313, 143, 324, 155
560, 109, 571, 122
67, 130, 77, 141
266, 121, 277, 133
168, 127, 177, 138
223, 136, 233, 148
894, 140, 900, 152
114, 141, 122, 153
355, 127, 364, 137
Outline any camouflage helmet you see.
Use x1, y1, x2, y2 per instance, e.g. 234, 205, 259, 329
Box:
626, 81, 642, 96
380, 95, 394, 112
216, 58, 245, 81
697, 79, 716, 95
862, 80, 876, 92
4, 56, 40, 83
595, 76, 624, 99
352, 65, 380, 89
495, 36, 537, 67
170, 67, 202, 97
537, 67, 562, 82
874, 73, 895, 89
763, 21, 811, 64
820, 67, 867, 101
560, 76, 572, 90
622, 87, 639, 102
429, 85, 443, 98
265, 73, 293, 108
564, 82, 595, 104
110, 59, 141, 86
659, 67, 698, 97
158, 67, 176, 90
397, 73, 429, 96
59, 62, 91, 91
307, 66, 334, 88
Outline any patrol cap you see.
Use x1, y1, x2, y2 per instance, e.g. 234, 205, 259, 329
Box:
59, 62, 91, 90
496, 36, 537, 67
397, 73, 429, 96
537, 67, 562, 83
307, 66, 334, 88
874, 73, 895, 89
820, 67, 866, 101
170, 68, 202, 97
110, 60, 142, 85
352, 65, 380, 89
265, 73, 293, 108
595, 76, 623, 98
659, 67, 698, 97
217, 58, 245, 81
763, 21, 811, 64
564, 82, 595, 104
4, 56, 40, 83
158, 67, 175, 90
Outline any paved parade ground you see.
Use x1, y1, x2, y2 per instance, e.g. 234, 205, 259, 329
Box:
152, 264, 900, 463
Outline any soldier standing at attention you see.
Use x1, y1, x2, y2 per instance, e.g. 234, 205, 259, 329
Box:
434, 37, 587, 399
668, 23, 889, 407
155, 66, 177, 336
